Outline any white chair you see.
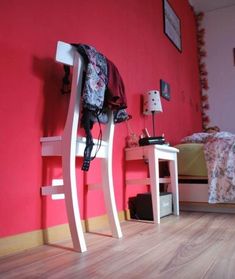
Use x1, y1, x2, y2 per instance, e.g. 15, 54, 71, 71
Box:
40, 41, 122, 252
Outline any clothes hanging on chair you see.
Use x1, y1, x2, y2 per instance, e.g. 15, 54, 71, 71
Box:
106, 58, 128, 123
74, 44, 108, 112
63, 43, 129, 171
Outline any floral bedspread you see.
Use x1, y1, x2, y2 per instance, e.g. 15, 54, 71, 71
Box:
182, 132, 235, 203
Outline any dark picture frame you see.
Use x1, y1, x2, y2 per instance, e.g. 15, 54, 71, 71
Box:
163, 0, 182, 52
160, 79, 171, 101
233, 48, 235, 66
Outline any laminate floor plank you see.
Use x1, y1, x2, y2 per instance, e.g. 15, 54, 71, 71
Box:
1, 212, 235, 279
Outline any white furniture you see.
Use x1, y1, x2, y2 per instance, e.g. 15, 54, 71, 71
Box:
40, 41, 122, 253
125, 144, 179, 223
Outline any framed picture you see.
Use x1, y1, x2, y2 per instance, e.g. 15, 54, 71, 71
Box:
163, 0, 182, 52
160, 79, 171, 101
233, 48, 235, 66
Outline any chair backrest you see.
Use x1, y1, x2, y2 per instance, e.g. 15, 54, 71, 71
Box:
55, 41, 114, 157
56, 41, 84, 151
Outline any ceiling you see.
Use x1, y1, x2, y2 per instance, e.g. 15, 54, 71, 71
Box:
188, 0, 235, 12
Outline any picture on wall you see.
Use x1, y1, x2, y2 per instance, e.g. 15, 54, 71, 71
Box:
163, 0, 182, 52
160, 79, 171, 101
233, 48, 235, 66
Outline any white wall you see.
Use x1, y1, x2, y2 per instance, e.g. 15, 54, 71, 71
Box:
203, 5, 235, 133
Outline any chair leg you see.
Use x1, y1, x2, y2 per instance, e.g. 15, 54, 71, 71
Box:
101, 157, 123, 238
62, 152, 87, 252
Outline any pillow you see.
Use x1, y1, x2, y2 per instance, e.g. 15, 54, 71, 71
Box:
212, 131, 233, 139
181, 131, 234, 144
181, 132, 212, 143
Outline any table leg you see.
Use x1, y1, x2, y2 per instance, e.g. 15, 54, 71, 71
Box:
148, 149, 160, 224
169, 157, 179, 216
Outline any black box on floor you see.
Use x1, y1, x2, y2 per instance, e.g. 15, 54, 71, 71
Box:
129, 192, 172, 220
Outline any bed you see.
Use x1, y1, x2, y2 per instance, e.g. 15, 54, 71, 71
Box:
175, 131, 235, 213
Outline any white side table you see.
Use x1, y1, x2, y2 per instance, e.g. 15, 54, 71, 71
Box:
125, 144, 179, 223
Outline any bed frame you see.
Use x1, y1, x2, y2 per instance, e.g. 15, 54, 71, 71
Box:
179, 176, 235, 214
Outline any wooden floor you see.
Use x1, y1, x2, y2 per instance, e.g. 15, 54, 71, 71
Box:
1, 212, 235, 279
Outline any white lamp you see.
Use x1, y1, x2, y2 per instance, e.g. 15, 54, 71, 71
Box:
143, 90, 163, 137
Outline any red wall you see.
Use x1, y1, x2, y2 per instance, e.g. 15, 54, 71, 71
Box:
0, 0, 202, 238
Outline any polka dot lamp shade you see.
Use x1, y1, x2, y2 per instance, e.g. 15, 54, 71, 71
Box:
143, 90, 163, 115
